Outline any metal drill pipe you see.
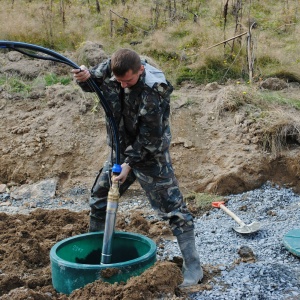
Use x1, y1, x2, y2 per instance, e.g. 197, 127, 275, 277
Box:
101, 177, 120, 264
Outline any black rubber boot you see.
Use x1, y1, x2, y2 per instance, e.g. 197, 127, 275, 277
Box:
89, 216, 105, 232
177, 229, 203, 287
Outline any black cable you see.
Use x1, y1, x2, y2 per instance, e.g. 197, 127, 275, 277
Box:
0, 40, 121, 169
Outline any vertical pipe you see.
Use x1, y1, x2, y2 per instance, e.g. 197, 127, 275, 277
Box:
101, 173, 120, 264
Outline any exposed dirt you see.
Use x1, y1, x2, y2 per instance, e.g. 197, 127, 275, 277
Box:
1, 48, 300, 194
0, 207, 218, 300
1, 44, 300, 299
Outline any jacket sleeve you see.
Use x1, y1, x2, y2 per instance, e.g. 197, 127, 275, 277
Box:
77, 59, 111, 92
124, 82, 173, 167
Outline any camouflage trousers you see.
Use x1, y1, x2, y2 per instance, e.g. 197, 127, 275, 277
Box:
90, 152, 194, 236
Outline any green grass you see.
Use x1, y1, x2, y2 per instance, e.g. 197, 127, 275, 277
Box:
259, 91, 300, 110
1, 77, 32, 95
0, 76, 6, 86
176, 56, 244, 85
44, 73, 72, 86
185, 192, 224, 211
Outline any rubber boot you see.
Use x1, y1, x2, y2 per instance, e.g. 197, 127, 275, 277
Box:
89, 216, 105, 232
177, 229, 203, 287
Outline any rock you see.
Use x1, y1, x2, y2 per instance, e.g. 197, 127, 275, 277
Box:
75, 41, 108, 67
171, 137, 193, 148
260, 78, 288, 90
204, 82, 220, 91
7, 51, 23, 62
171, 98, 190, 109
234, 114, 245, 124
62, 224, 74, 232
10, 178, 58, 200
0, 184, 7, 193
237, 245, 256, 262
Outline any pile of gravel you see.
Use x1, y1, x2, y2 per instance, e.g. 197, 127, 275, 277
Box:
1, 182, 300, 299
163, 182, 300, 299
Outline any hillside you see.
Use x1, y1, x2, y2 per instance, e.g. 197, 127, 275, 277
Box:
1, 44, 300, 196
1, 43, 300, 299
2, 0, 300, 85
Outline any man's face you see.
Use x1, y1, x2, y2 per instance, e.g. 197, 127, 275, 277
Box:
114, 65, 144, 88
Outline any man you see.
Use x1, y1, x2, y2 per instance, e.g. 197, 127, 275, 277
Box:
72, 48, 203, 287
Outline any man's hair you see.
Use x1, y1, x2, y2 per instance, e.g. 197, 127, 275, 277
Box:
111, 49, 141, 76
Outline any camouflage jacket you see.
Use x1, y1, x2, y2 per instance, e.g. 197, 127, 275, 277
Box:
78, 59, 173, 168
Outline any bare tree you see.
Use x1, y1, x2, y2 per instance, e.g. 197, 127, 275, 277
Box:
60, 0, 66, 27
231, 0, 243, 52
96, 0, 100, 13
223, 0, 229, 31
151, 1, 161, 29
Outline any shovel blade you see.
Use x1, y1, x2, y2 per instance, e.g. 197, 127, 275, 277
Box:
233, 221, 261, 234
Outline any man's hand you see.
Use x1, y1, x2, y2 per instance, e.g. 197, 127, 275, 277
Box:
71, 65, 90, 82
114, 163, 131, 184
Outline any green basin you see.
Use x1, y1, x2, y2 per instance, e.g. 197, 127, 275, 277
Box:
50, 231, 157, 294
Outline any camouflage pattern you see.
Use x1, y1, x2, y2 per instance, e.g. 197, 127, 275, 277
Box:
81, 59, 194, 236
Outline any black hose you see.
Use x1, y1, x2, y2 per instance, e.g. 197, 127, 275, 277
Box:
0, 40, 121, 169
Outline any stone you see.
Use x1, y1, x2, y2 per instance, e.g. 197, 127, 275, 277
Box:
10, 178, 58, 200
0, 184, 7, 193
260, 78, 288, 91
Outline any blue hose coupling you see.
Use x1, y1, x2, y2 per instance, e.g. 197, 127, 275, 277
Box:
112, 164, 122, 174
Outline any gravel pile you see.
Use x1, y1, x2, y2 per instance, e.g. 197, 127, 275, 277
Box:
1, 182, 300, 299
163, 182, 300, 299
0, 187, 90, 214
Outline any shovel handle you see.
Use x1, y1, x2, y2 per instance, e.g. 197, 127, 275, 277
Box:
212, 201, 245, 226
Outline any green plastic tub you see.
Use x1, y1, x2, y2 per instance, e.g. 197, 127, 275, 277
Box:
50, 231, 157, 294
283, 228, 300, 257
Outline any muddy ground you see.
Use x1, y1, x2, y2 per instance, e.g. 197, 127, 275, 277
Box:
1, 44, 300, 299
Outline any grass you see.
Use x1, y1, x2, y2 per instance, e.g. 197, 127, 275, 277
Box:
0, 73, 72, 98
176, 55, 245, 85
1, 0, 300, 86
259, 91, 300, 110
184, 191, 224, 214
0, 76, 32, 96
253, 104, 300, 156
212, 83, 300, 155
44, 73, 72, 86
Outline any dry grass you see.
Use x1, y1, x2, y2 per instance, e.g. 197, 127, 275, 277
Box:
214, 84, 300, 155
257, 109, 300, 154
1, 0, 300, 83
215, 85, 254, 116
184, 191, 224, 214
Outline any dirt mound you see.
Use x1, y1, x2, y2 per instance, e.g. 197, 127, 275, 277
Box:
69, 261, 182, 300
0, 209, 186, 300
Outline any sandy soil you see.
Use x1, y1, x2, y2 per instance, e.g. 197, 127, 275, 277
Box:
1, 44, 300, 299
0, 205, 218, 299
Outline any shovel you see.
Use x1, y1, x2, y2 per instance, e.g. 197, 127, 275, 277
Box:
212, 201, 260, 234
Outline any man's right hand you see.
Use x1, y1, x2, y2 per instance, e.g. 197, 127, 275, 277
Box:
114, 163, 132, 184
71, 65, 91, 82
